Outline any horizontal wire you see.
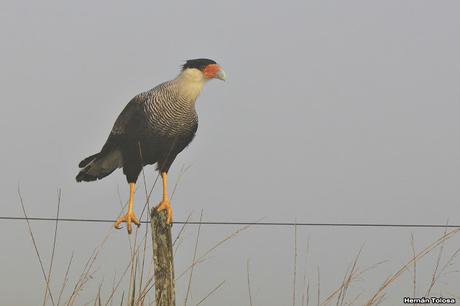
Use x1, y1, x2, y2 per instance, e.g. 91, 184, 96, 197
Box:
0, 216, 459, 228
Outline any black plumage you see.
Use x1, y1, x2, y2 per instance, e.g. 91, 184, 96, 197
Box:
182, 58, 217, 71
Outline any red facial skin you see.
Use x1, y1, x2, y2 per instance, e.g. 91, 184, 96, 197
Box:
203, 64, 222, 79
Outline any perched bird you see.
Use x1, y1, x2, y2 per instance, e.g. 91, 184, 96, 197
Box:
76, 58, 226, 233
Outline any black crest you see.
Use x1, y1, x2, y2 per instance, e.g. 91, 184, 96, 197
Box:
182, 58, 216, 71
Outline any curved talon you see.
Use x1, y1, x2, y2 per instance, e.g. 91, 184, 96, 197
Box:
114, 211, 141, 234
155, 199, 173, 224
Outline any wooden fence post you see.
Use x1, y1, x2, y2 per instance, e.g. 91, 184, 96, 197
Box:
151, 209, 175, 306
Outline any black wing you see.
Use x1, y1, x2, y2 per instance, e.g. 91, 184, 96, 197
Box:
101, 94, 148, 153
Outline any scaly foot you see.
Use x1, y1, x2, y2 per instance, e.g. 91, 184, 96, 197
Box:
114, 211, 141, 234
155, 199, 173, 224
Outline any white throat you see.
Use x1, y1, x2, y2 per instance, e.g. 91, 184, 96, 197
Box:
175, 68, 207, 100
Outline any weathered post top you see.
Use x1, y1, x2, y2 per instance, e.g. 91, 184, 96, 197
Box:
151, 209, 175, 306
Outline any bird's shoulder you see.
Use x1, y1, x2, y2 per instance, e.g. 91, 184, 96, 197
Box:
110, 94, 145, 135
110, 81, 176, 134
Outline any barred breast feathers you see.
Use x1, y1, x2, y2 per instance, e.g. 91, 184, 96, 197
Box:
141, 71, 202, 137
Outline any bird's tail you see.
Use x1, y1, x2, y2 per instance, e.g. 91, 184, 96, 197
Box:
76, 150, 123, 182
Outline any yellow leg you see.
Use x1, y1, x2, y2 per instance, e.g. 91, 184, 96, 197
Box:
114, 182, 141, 234
155, 172, 173, 224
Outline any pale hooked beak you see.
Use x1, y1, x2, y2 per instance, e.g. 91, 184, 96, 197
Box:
216, 69, 226, 81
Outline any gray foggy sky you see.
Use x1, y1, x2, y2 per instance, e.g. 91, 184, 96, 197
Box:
1, 0, 460, 305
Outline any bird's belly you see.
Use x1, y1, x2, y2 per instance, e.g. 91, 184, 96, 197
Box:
140, 131, 196, 164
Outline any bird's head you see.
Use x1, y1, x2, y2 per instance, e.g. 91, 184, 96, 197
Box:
181, 58, 226, 81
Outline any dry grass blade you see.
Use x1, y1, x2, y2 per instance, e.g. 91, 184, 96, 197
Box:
334, 266, 349, 306
67, 234, 110, 305
316, 266, 320, 306
57, 252, 74, 306
134, 261, 162, 303
106, 234, 150, 305
320, 260, 386, 306
105, 251, 137, 305
137, 143, 159, 221
173, 212, 193, 249
365, 227, 460, 306
426, 246, 460, 297
425, 226, 448, 296
120, 291, 124, 306
247, 259, 253, 306
301, 238, 310, 306
139, 172, 160, 221
440, 247, 460, 276
17, 185, 56, 306
176, 218, 261, 282
110, 272, 117, 306
293, 223, 297, 306
372, 293, 386, 306
136, 259, 156, 305
137, 217, 151, 302
69, 191, 139, 305
136, 150, 155, 295
305, 282, 310, 306
184, 210, 204, 306
348, 293, 362, 306
410, 233, 417, 306
336, 245, 363, 306
195, 280, 225, 306
43, 189, 61, 306
130, 256, 138, 306
171, 164, 192, 200
170, 167, 192, 254
93, 282, 103, 306
127, 239, 138, 305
